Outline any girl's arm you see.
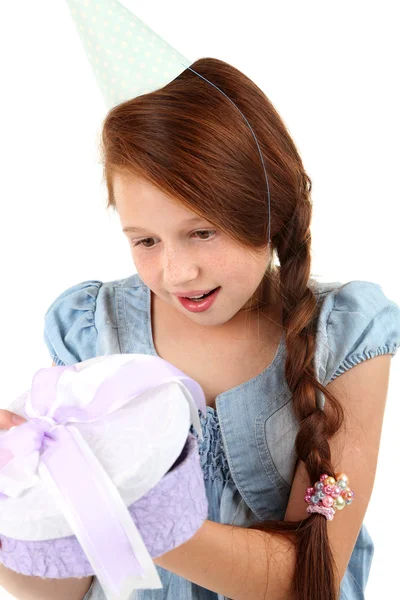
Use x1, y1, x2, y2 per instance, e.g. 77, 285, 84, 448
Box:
0, 565, 93, 600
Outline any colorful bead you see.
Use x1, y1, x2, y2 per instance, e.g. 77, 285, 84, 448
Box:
322, 495, 334, 508
304, 472, 354, 520
330, 486, 342, 498
342, 490, 353, 501
334, 496, 346, 510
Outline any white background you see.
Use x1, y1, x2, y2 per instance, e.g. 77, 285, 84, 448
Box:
0, 0, 399, 598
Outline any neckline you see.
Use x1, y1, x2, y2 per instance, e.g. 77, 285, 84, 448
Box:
146, 285, 285, 412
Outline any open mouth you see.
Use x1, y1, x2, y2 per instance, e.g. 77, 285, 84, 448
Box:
177, 287, 221, 312
186, 288, 218, 300
184, 288, 218, 302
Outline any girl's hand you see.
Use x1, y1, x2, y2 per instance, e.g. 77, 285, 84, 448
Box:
0, 410, 26, 429
0, 411, 27, 551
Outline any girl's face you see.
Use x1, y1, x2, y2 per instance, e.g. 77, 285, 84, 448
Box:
114, 173, 271, 328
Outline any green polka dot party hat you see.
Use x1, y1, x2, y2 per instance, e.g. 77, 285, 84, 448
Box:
65, 0, 192, 109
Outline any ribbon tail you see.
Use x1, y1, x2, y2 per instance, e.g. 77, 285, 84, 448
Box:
38, 425, 162, 600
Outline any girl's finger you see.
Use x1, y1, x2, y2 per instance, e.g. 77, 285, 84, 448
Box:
0, 410, 26, 430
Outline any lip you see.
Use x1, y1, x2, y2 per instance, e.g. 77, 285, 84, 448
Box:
177, 287, 221, 313
172, 288, 217, 297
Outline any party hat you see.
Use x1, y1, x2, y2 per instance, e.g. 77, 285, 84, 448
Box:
64, 0, 273, 244
65, 0, 193, 109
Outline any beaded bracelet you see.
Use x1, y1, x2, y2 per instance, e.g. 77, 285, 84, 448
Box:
304, 473, 355, 521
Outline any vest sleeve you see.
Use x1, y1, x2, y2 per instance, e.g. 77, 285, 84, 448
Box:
43, 280, 104, 366
314, 280, 400, 390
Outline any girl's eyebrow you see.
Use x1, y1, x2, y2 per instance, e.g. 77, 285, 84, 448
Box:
122, 216, 207, 234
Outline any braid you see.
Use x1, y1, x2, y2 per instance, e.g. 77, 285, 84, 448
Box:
248, 173, 346, 600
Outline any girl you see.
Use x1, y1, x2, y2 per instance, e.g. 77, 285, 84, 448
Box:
1, 2, 400, 599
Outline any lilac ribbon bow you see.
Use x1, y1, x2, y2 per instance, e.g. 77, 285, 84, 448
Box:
0, 355, 206, 600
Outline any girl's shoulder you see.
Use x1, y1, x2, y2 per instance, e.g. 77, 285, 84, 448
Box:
42, 273, 144, 366
310, 278, 400, 387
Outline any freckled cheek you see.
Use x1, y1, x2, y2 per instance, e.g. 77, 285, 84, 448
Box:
131, 254, 158, 288
205, 254, 228, 271
227, 257, 264, 290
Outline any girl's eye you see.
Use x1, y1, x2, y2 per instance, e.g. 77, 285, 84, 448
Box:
134, 238, 155, 248
193, 229, 217, 241
133, 230, 217, 249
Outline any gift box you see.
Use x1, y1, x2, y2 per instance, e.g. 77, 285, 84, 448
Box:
0, 354, 209, 600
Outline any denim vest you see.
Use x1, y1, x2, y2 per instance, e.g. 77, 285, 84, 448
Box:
43, 273, 400, 600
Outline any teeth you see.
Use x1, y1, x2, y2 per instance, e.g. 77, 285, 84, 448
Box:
183, 288, 217, 300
